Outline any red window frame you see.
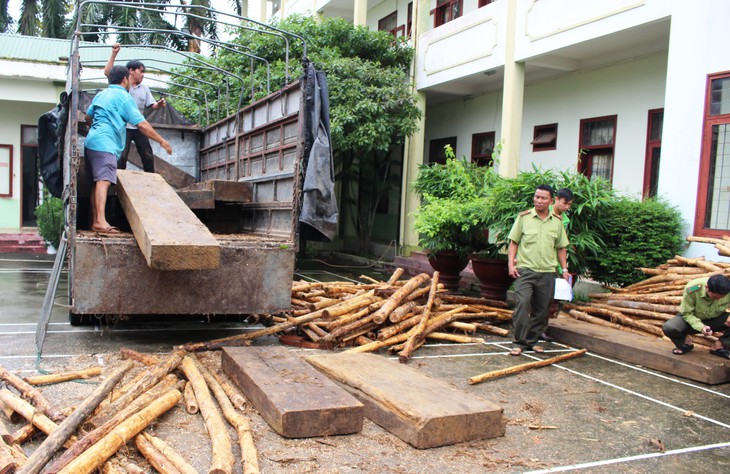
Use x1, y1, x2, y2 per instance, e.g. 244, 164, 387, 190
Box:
531, 123, 558, 152
642, 109, 663, 199
407, 2, 413, 37
694, 71, 730, 237
432, 0, 462, 28
378, 11, 402, 38
0, 144, 12, 198
577, 115, 617, 182
471, 132, 495, 167
478, 0, 493, 7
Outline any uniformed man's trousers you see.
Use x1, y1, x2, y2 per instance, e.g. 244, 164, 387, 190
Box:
662, 312, 730, 348
512, 269, 556, 349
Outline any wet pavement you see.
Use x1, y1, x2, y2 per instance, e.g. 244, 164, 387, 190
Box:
0, 252, 728, 473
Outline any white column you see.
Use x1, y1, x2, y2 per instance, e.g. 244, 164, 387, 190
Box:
399, 0, 430, 254
498, 0, 524, 178
353, 0, 367, 26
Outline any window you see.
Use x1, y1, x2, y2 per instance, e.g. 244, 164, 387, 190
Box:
531, 123, 557, 152
407, 3, 413, 37
378, 11, 402, 38
478, 0, 494, 7
471, 132, 495, 166
695, 72, 730, 236
643, 109, 663, 199
578, 116, 616, 182
429, 137, 457, 164
0, 144, 11, 198
433, 0, 462, 28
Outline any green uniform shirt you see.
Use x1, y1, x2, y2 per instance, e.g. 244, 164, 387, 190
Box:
508, 208, 569, 273
679, 277, 730, 332
549, 204, 570, 273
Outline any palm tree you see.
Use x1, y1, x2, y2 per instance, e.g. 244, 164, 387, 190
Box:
17, 0, 40, 36
42, 0, 68, 38
183, 0, 217, 53
1, 0, 12, 33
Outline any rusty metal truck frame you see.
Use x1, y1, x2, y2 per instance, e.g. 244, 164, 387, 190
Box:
61, 2, 311, 324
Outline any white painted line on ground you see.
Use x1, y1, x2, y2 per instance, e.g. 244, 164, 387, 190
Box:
0, 326, 266, 335
293, 273, 319, 282
0, 257, 54, 264
525, 441, 730, 473
320, 270, 364, 283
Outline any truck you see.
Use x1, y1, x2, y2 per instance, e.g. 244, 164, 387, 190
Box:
39, 2, 335, 330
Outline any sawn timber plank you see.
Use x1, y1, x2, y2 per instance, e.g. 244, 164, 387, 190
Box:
547, 315, 730, 384
221, 347, 364, 438
116, 170, 220, 270
306, 352, 506, 449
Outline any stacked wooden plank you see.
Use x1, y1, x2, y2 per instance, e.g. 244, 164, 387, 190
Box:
0, 349, 258, 474
687, 235, 730, 257
183, 269, 513, 361
562, 254, 730, 350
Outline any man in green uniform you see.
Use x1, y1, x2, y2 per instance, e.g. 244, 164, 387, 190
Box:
662, 274, 730, 359
507, 185, 570, 356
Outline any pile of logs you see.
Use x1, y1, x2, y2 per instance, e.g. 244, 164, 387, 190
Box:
562, 254, 730, 349
183, 269, 513, 362
0, 349, 258, 474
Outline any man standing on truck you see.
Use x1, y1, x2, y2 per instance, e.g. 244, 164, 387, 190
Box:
104, 43, 167, 172
84, 66, 172, 234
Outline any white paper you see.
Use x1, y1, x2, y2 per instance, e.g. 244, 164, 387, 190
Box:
554, 278, 573, 301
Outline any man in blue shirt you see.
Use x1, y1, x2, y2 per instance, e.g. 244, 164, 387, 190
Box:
84, 66, 172, 234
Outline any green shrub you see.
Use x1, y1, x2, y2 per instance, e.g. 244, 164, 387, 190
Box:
584, 197, 685, 286
35, 194, 64, 249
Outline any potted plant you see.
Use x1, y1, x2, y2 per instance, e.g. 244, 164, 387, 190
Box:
412, 146, 492, 290
35, 191, 64, 253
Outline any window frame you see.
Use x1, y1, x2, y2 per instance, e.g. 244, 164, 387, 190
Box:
478, 0, 493, 7
694, 70, 730, 237
531, 123, 558, 152
378, 11, 401, 38
429, 137, 457, 165
642, 108, 663, 199
471, 132, 495, 167
0, 144, 12, 198
577, 115, 617, 182
432, 0, 463, 28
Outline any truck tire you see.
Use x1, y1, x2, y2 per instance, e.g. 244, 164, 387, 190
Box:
69, 312, 91, 326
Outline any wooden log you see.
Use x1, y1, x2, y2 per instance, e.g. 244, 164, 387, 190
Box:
716, 243, 730, 257
566, 310, 658, 338
10, 425, 35, 445
376, 315, 420, 341
474, 323, 510, 337
446, 321, 477, 333
204, 369, 247, 412
184, 179, 253, 203
117, 456, 146, 474
371, 273, 431, 324
18, 361, 134, 474
92, 349, 185, 425
468, 349, 588, 385
388, 301, 419, 323
116, 170, 220, 271
590, 303, 673, 321
426, 332, 484, 344
140, 432, 198, 474
0, 439, 21, 474
566, 306, 664, 337
183, 382, 198, 414
666, 266, 707, 275
603, 299, 679, 315
192, 356, 259, 474
119, 348, 160, 366
0, 365, 63, 422
674, 255, 722, 273
180, 356, 234, 474
0, 419, 11, 446
101, 459, 124, 474
386, 268, 405, 285
23, 367, 102, 386
47, 375, 180, 473
0, 390, 75, 448
439, 294, 511, 309
56, 389, 182, 474
134, 434, 183, 474
399, 272, 440, 363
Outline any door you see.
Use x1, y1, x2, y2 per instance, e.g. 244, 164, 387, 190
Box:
21, 125, 39, 227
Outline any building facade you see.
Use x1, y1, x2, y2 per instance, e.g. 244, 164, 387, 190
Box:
280, 0, 730, 261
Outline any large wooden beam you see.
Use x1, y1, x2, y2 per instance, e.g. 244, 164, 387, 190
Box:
116, 170, 220, 270
185, 180, 253, 203
306, 352, 506, 448
221, 347, 364, 438
547, 316, 730, 385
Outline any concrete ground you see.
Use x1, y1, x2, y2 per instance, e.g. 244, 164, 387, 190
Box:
0, 252, 728, 473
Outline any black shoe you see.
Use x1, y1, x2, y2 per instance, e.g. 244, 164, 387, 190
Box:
539, 332, 554, 342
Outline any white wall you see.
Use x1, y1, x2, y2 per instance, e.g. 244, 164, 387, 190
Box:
423, 51, 667, 193
521, 51, 667, 196
660, 0, 730, 260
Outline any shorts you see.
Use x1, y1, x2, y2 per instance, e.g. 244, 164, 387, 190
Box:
84, 148, 117, 184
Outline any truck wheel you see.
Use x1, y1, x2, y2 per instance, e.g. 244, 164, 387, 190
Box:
69, 312, 91, 326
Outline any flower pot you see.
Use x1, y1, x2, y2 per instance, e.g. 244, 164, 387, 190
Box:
469, 255, 512, 300
427, 251, 469, 291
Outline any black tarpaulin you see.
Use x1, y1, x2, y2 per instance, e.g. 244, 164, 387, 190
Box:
299, 62, 338, 242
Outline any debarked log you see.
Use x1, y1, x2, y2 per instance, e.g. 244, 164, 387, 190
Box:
56, 389, 182, 474
468, 349, 588, 384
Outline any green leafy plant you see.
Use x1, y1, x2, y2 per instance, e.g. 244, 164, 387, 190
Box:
477, 166, 615, 274
584, 197, 686, 286
35, 191, 64, 249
